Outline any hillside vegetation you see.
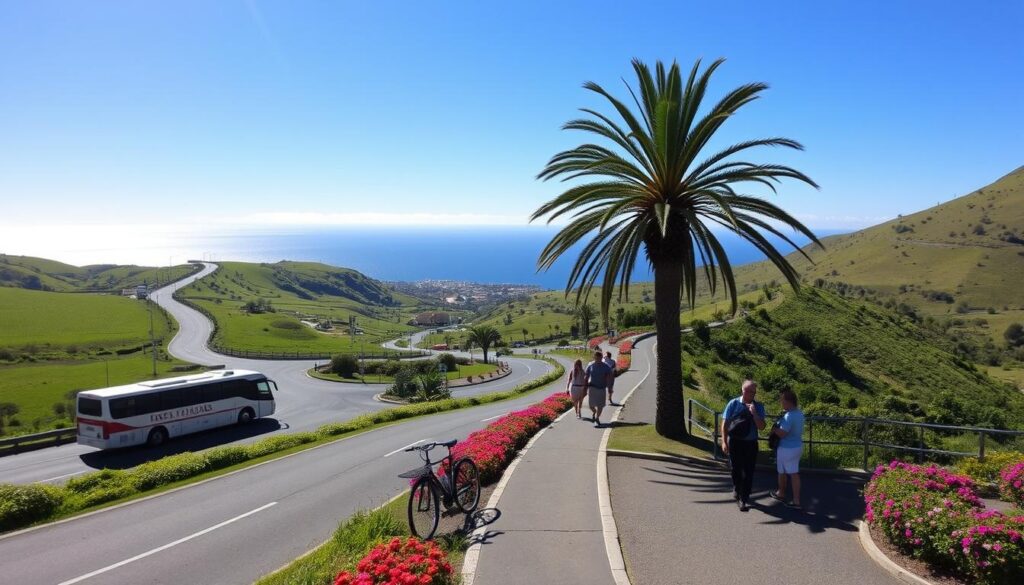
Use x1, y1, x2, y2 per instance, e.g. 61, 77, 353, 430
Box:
0, 254, 198, 292
176, 261, 462, 354
683, 288, 1024, 430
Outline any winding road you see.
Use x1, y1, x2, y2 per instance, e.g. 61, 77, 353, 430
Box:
0, 263, 553, 484
0, 262, 570, 585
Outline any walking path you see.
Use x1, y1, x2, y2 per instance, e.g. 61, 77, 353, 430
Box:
469, 343, 650, 585
472, 335, 899, 585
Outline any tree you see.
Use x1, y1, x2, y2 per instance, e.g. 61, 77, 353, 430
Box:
1005, 323, 1024, 347
466, 325, 502, 365
522, 327, 529, 344
532, 59, 819, 438
330, 354, 359, 378
576, 304, 596, 337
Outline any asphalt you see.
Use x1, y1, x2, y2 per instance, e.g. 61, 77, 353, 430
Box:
0, 263, 553, 484
606, 342, 898, 585
472, 340, 650, 585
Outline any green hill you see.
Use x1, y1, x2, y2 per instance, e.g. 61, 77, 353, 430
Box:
0, 254, 199, 292
176, 261, 459, 354
735, 167, 1024, 328
681, 288, 1024, 460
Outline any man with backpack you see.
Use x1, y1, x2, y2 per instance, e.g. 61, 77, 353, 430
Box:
720, 379, 766, 511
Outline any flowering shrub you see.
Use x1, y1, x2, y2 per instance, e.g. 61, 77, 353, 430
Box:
955, 451, 1024, 486
865, 460, 1024, 584
617, 340, 634, 355
999, 461, 1024, 509
333, 537, 454, 585
587, 336, 606, 349
615, 354, 631, 374
440, 393, 571, 484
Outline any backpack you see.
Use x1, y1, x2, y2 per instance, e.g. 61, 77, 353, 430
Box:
726, 402, 753, 439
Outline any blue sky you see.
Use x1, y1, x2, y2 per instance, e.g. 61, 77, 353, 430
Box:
1, 1, 1022, 238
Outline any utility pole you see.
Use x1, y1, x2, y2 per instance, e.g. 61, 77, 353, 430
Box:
148, 300, 157, 377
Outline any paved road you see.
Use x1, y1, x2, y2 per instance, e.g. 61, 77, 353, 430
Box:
0, 263, 553, 484
0, 366, 572, 585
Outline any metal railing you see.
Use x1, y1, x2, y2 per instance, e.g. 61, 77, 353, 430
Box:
686, 397, 1024, 472
0, 428, 78, 457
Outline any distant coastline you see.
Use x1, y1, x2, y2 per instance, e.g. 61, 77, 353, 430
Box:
1, 225, 847, 288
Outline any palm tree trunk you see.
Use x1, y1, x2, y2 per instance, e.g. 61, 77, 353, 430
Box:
653, 259, 687, 438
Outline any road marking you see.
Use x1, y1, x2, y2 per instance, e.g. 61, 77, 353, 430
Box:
39, 471, 86, 483
57, 501, 277, 585
480, 414, 504, 422
384, 439, 428, 458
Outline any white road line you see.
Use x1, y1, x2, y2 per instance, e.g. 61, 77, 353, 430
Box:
57, 501, 277, 585
384, 439, 428, 458
39, 470, 86, 483
480, 414, 504, 422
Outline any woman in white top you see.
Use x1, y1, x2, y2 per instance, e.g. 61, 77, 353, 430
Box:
566, 359, 587, 418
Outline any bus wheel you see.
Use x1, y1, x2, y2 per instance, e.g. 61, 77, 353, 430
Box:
238, 408, 255, 424
147, 427, 168, 447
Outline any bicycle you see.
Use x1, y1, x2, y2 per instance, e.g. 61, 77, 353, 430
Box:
398, 439, 481, 540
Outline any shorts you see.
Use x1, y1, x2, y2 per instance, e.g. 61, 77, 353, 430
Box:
776, 446, 802, 474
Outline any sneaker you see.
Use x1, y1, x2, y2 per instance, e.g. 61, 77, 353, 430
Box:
769, 490, 786, 503
740, 501, 749, 512
787, 501, 802, 510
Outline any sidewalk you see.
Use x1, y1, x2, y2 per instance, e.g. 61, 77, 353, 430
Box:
609, 341, 898, 585
470, 345, 644, 585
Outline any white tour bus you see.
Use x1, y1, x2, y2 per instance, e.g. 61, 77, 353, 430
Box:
76, 369, 277, 449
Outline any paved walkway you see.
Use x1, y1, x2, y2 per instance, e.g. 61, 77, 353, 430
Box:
471, 345, 649, 585
609, 340, 898, 585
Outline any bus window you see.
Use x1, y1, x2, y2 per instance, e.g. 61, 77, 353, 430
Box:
135, 394, 161, 415
78, 397, 102, 417
110, 397, 136, 419
256, 381, 273, 399
161, 389, 185, 410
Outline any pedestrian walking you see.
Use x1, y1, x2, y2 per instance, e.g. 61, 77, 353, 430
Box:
566, 359, 587, 419
720, 379, 766, 511
769, 389, 804, 509
603, 351, 616, 405
584, 350, 613, 427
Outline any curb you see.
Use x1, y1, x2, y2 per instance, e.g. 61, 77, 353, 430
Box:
596, 336, 656, 585
858, 520, 938, 585
460, 359, 573, 585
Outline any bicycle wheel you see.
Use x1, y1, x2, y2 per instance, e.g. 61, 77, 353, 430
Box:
453, 458, 481, 514
407, 477, 440, 540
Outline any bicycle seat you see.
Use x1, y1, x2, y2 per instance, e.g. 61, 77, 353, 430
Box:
439, 439, 457, 448
398, 465, 432, 479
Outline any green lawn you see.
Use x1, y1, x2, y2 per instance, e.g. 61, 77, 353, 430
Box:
313, 362, 500, 384
0, 287, 173, 351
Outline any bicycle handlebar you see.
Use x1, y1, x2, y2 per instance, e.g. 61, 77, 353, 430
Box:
404, 439, 458, 453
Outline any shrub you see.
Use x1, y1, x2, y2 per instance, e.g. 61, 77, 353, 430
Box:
333, 537, 454, 585
999, 461, 1024, 508
865, 460, 1024, 584
0, 483, 64, 531
955, 452, 1024, 485
204, 445, 250, 469
331, 354, 360, 378
691, 320, 710, 344
130, 452, 211, 491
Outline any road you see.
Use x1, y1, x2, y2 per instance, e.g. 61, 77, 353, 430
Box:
0, 263, 554, 484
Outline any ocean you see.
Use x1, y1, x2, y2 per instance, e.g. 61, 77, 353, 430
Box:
2, 225, 845, 289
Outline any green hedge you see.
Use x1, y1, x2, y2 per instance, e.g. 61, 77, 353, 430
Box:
0, 357, 565, 534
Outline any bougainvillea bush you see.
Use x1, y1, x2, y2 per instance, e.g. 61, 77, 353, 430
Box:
617, 340, 634, 355
865, 460, 1024, 584
587, 336, 606, 349
440, 392, 571, 484
999, 460, 1024, 509
333, 537, 454, 585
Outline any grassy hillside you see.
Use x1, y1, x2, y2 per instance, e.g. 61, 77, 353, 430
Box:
683, 288, 1024, 428
0, 254, 199, 292
177, 261, 462, 353
0, 287, 183, 436
733, 167, 1024, 338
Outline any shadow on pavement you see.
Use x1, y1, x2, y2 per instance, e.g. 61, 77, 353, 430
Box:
643, 462, 865, 535
79, 418, 284, 470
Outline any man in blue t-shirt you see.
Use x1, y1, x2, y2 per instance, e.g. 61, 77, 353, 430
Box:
720, 379, 766, 511
584, 350, 613, 427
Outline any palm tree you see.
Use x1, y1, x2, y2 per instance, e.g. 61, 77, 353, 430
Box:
466, 325, 502, 365
576, 304, 596, 338
522, 327, 529, 344
532, 58, 820, 438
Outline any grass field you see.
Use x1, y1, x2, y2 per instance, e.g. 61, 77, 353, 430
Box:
311, 361, 499, 384
0, 287, 173, 352
177, 261, 465, 354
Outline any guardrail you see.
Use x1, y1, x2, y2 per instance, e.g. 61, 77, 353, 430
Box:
686, 397, 1024, 471
0, 428, 78, 457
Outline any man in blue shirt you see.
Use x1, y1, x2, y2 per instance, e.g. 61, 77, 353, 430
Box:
720, 379, 766, 511
584, 350, 613, 427
769, 389, 804, 508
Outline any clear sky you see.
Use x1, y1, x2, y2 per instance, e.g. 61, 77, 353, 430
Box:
1, 1, 1022, 238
